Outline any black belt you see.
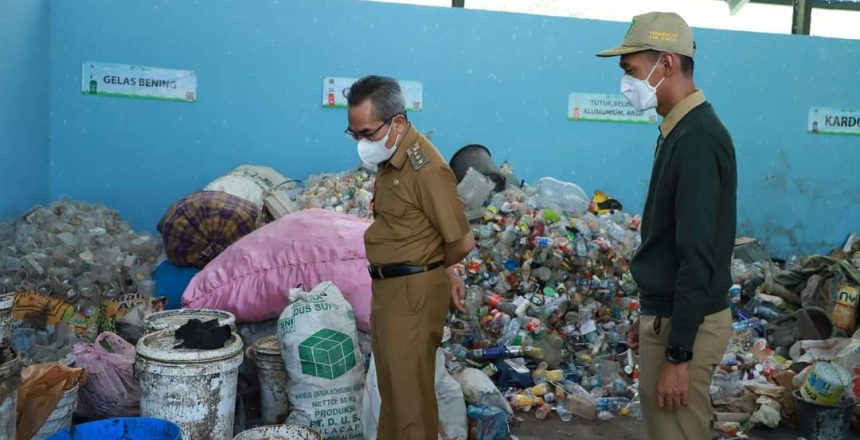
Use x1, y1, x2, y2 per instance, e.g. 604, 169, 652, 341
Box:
368, 261, 444, 280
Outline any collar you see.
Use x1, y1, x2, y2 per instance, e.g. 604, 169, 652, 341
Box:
384, 122, 419, 170
659, 90, 706, 138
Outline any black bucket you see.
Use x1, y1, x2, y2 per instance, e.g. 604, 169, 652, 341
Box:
449, 144, 506, 191
793, 390, 855, 440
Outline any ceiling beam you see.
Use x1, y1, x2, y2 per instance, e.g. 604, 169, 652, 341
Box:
792, 0, 814, 34
750, 0, 860, 11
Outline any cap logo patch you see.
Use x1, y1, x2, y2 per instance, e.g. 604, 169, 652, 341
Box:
625, 18, 639, 36
649, 31, 679, 42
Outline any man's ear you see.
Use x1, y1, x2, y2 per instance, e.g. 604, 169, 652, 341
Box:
663, 53, 679, 78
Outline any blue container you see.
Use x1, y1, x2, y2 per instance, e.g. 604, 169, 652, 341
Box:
154, 260, 200, 309
47, 417, 182, 440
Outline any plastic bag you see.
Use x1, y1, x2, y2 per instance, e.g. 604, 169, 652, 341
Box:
466, 405, 509, 440
534, 177, 589, 215
277, 282, 364, 439
363, 348, 468, 440
182, 209, 373, 331
16, 362, 87, 440
72, 332, 139, 418
451, 367, 513, 414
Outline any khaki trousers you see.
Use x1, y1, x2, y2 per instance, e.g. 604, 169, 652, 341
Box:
371, 268, 450, 440
639, 309, 731, 440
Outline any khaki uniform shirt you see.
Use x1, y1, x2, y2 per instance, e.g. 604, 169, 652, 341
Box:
364, 124, 470, 266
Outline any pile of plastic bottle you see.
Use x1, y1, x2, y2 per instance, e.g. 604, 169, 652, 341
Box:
294, 166, 648, 424
0, 199, 162, 363
294, 167, 375, 219
437, 175, 647, 424
0, 199, 162, 298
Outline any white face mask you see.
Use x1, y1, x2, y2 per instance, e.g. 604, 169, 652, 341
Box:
357, 123, 400, 167
620, 58, 665, 111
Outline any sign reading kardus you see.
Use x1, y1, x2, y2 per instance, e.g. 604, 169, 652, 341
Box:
808, 107, 860, 136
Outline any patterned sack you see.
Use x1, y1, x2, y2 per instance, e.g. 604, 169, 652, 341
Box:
158, 191, 260, 268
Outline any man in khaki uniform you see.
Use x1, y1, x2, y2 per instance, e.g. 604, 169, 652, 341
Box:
345, 75, 475, 440
597, 12, 737, 440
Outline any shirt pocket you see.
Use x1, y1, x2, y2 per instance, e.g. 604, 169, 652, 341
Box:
374, 185, 409, 217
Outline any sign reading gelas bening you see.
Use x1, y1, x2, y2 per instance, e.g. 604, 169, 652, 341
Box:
81, 61, 197, 102
568, 92, 658, 124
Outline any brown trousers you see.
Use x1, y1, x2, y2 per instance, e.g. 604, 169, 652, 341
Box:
370, 268, 450, 440
639, 309, 731, 440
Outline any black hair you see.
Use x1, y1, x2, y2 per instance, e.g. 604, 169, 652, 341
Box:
346, 75, 406, 121
645, 50, 694, 77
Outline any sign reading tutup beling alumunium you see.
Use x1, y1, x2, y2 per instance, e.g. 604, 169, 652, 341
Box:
808, 107, 860, 136
81, 61, 197, 102
568, 92, 658, 124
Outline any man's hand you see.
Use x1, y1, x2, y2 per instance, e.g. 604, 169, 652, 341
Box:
446, 266, 466, 313
656, 361, 689, 410
627, 318, 640, 354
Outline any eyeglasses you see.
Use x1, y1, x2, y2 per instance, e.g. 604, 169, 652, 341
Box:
344, 114, 399, 141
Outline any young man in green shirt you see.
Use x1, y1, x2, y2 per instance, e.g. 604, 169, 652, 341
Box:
597, 12, 737, 439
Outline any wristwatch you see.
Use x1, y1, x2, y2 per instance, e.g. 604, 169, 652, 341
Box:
665, 345, 693, 364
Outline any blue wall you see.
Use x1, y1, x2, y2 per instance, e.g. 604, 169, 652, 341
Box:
48, 0, 859, 257
1, 0, 49, 220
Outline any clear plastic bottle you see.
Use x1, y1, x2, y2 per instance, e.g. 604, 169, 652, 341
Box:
535, 403, 551, 420
464, 285, 483, 317
597, 410, 614, 421
556, 404, 573, 422
448, 343, 469, 360
596, 397, 631, 415
625, 399, 642, 420
500, 318, 521, 345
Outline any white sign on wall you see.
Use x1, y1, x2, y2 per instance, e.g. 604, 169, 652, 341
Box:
808, 107, 860, 136
323, 77, 423, 112
81, 61, 197, 102
568, 92, 658, 124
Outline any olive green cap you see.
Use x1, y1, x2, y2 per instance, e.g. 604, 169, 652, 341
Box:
597, 12, 696, 58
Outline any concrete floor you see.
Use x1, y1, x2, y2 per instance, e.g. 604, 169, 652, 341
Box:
509, 413, 860, 440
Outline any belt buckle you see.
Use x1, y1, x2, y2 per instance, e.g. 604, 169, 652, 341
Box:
369, 265, 384, 280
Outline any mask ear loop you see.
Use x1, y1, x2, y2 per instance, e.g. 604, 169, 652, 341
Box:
646, 56, 667, 91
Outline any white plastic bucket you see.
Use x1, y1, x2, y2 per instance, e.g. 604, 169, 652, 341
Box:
233, 424, 321, 440
136, 328, 244, 440
802, 361, 853, 406
0, 348, 21, 440
0, 293, 14, 344
254, 335, 289, 424
31, 384, 78, 440
143, 308, 236, 333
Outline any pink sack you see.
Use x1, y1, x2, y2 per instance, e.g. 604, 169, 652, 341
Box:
182, 209, 373, 331
73, 332, 139, 418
